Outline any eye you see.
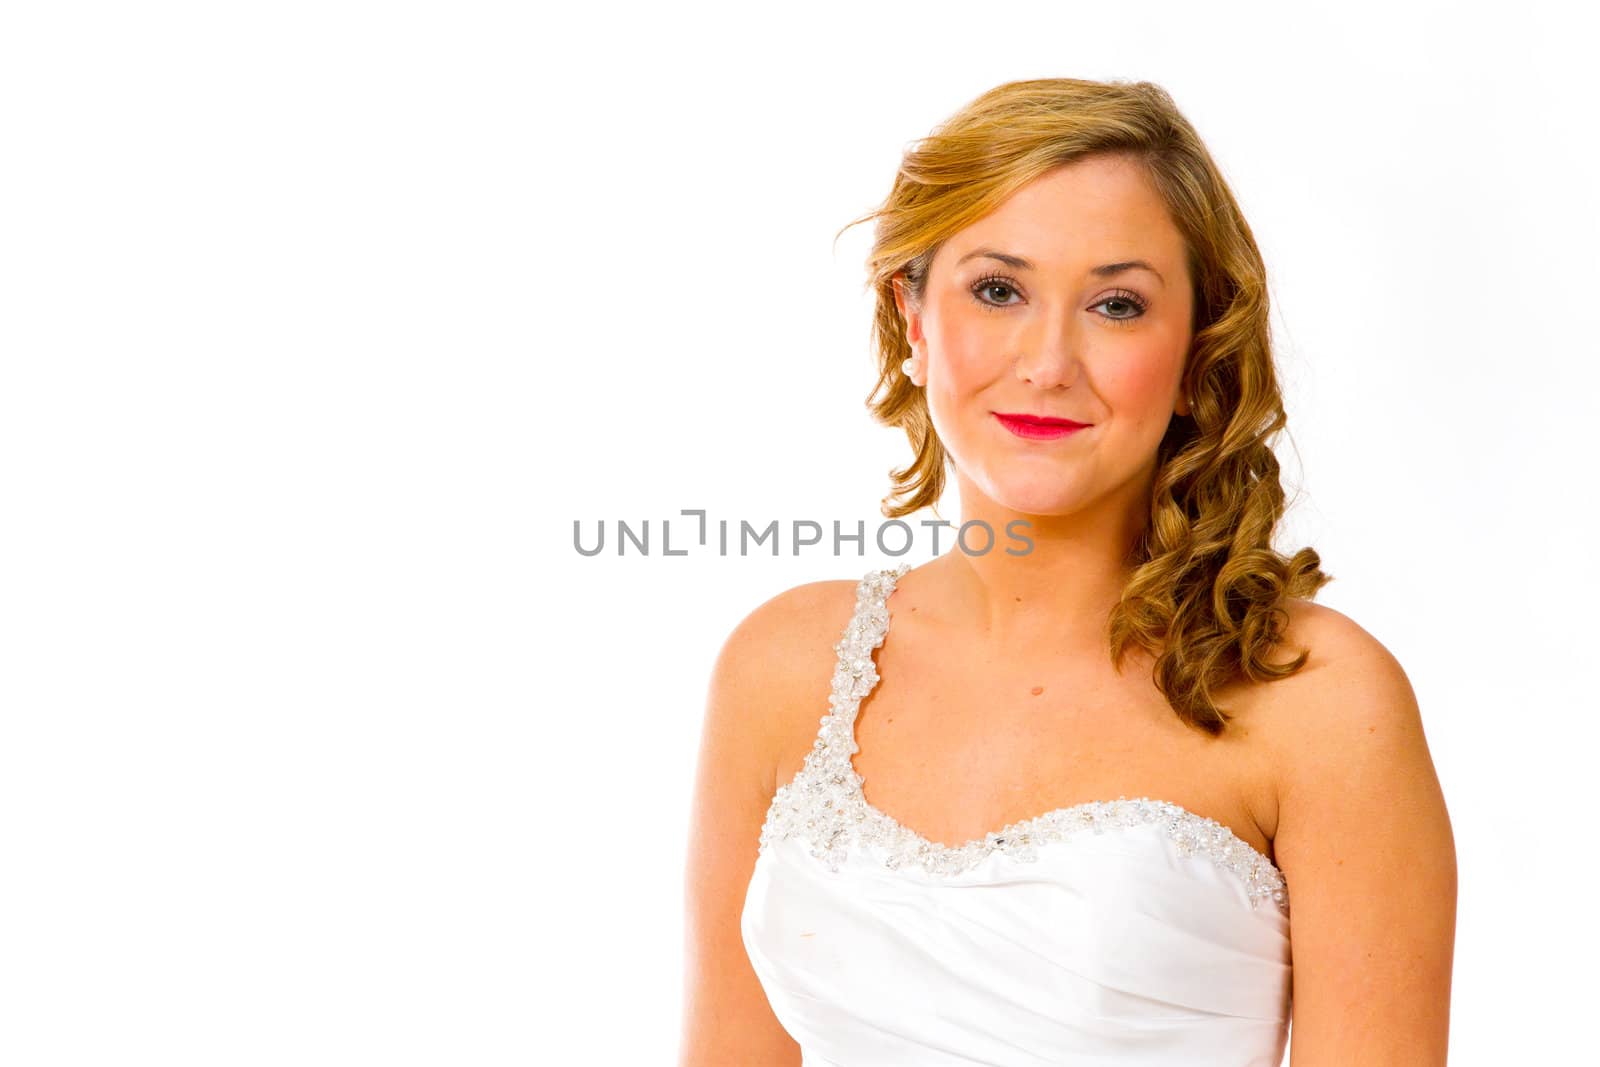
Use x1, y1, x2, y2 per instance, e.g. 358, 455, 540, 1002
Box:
1091, 289, 1148, 327
970, 274, 1022, 311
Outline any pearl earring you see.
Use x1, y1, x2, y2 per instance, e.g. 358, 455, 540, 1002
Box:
900, 357, 917, 379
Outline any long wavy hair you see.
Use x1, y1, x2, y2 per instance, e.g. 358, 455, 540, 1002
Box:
836, 77, 1331, 736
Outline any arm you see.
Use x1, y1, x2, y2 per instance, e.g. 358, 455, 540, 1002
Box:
1273, 616, 1458, 1065
679, 585, 841, 1066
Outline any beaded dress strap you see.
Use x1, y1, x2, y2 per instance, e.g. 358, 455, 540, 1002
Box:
820, 563, 910, 744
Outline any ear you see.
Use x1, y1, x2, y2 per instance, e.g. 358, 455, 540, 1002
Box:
891, 274, 925, 352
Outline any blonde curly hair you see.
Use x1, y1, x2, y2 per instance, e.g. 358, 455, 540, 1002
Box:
836, 77, 1331, 736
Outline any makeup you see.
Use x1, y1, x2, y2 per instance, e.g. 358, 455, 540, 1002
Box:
993, 412, 1091, 441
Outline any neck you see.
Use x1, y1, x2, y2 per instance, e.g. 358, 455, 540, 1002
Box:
925, 482, 1147, 654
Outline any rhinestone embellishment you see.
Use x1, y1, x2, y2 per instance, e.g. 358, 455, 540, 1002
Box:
756, 562, 1291, 914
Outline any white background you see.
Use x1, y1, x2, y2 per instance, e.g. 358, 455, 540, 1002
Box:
2, 1, 1595, 1063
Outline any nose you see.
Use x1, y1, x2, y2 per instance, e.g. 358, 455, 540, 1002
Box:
1013, 311, 1082, 389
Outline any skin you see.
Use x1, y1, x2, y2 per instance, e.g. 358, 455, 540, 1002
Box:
891, 152, 1194, 654
680, 152, 1456, 1065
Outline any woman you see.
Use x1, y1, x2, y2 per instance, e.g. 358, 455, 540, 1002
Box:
680, 78, 1456, 1065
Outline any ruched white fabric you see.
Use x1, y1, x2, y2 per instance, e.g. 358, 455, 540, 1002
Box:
741, 565, 1293, 1066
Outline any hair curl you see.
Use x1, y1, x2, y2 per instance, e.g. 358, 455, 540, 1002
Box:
835, 77, 1331, 736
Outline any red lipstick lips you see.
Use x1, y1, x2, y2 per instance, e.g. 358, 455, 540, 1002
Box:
993, 411, 1091, 441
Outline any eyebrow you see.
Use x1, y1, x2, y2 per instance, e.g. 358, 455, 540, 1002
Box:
955, 248, 1165, 287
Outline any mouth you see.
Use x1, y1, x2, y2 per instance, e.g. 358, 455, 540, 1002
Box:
992, 411, 1091, 441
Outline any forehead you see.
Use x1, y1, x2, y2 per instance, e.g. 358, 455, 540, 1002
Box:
940, 155, 1187, 271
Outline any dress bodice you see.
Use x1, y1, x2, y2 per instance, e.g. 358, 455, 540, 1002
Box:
740, 564, 1293, 1065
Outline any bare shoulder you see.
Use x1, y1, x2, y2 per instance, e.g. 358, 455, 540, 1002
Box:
1254, 597, 1431, 768
1256, 597, 1457, 1061
714, 576, 860, 693
719, 576, 860, 667
708, 575, 863, 792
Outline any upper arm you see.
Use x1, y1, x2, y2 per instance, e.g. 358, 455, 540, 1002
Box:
678, 580, 851, 1066
1272, 613, 1457, 1065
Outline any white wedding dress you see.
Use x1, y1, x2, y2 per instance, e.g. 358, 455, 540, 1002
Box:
742, 564, 1293, 1066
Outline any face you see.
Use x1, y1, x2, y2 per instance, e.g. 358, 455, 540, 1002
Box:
894, 154, 1196, 523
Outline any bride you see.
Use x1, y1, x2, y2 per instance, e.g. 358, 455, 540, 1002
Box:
679, 77, 1456, 1066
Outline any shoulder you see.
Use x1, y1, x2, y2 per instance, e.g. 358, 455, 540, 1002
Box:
1261, 597, 1426, 760
1248, 597, 1434, 787
1278, 596, 1449, 818
703, 574, 865, 786
1258, 599, 1458, 1055
713, 575, 863, 675
1259, 593, 1455, 889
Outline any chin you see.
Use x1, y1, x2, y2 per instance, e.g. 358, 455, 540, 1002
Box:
976, 478, 1087, 518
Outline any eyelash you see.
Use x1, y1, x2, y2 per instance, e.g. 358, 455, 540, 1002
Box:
969, 274, 1149, 326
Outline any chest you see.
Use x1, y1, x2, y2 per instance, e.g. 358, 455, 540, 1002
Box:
793, 638, 1281, 861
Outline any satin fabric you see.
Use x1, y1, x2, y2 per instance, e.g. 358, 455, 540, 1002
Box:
742, 824, 1291, 1065
739, 566, 1292, 1065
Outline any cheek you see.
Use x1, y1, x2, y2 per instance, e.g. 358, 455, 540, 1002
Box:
927, 313, 996, 382
1100, 340, 1184, 413
923, 315, 1002, 437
